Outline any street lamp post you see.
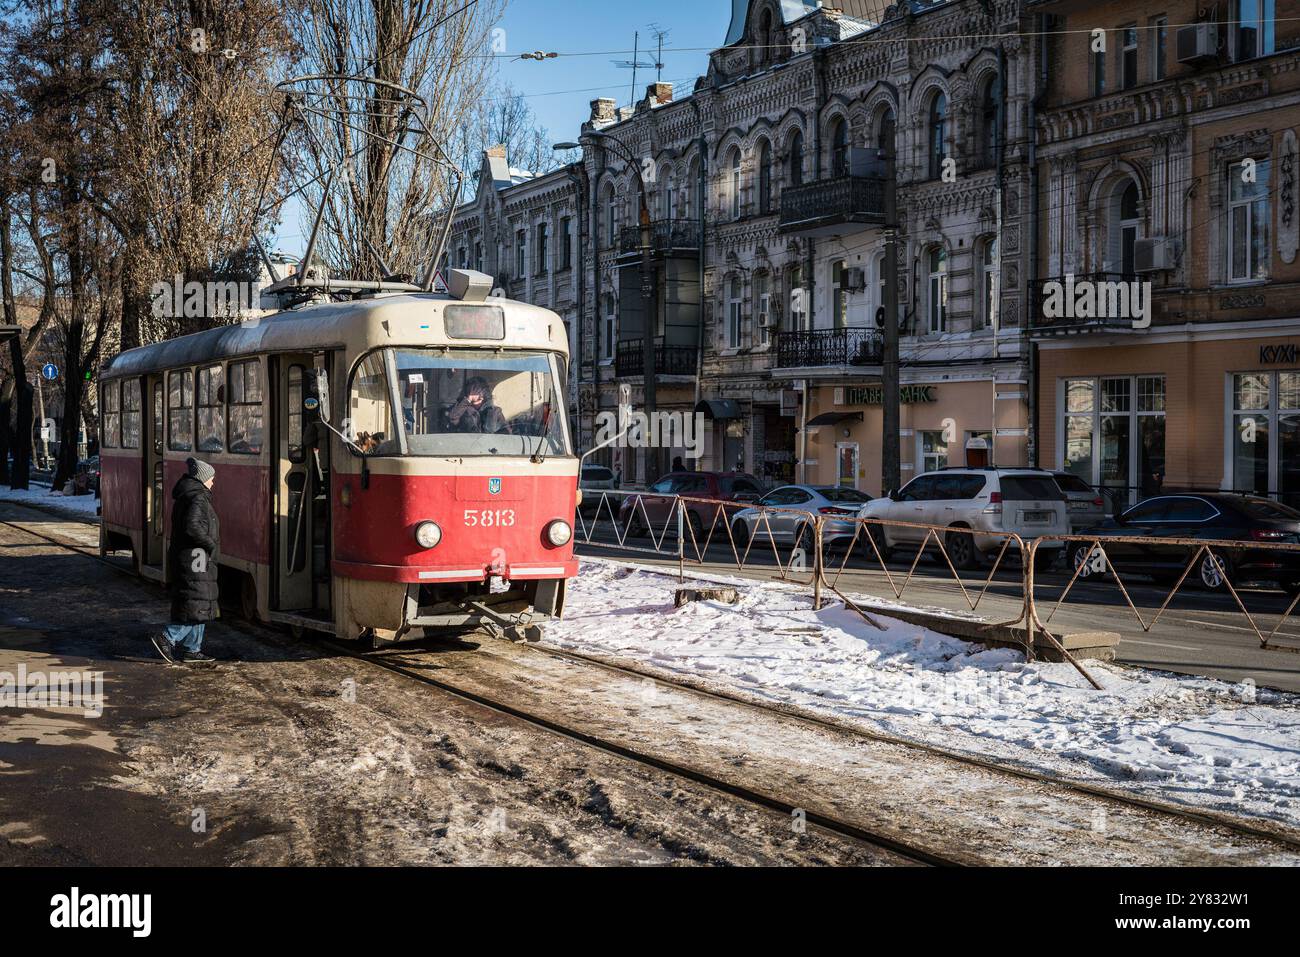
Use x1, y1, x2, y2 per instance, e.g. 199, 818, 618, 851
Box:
557, 134, 660, 484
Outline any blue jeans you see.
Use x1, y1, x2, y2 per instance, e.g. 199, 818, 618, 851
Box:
164, 623, 205, 653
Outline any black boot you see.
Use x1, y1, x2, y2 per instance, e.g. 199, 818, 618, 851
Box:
150, 633, 179, 664
178, 649, 216, 667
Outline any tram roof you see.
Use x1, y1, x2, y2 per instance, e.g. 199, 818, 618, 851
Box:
99, 292, 567, 380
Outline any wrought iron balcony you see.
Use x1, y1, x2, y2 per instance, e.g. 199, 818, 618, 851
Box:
1029, 273, 1145, 335
778, 175, 886, 236
615, 339, 698, 377
775, 327, 883, 370
617, 219, 700, 257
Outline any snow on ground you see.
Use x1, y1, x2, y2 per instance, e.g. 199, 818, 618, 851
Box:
0, 483, 101, 521
548, 558, 1300, 829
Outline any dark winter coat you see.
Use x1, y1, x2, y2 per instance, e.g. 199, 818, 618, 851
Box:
168, 474, 220, 623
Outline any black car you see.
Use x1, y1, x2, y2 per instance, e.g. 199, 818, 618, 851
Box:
1070, 493, 1300, 593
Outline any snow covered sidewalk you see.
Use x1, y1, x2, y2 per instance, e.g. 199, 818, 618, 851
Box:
0, 483, 101, 522
547, 558, 1300, 831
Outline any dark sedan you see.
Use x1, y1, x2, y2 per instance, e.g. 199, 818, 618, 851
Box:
1069, 493, 1300, 593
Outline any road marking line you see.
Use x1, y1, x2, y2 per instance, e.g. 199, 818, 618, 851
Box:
1121, 638, 1200, 651
1177, 618, 1300, 640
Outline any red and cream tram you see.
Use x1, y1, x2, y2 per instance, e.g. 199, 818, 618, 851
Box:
97, 270, 578, 643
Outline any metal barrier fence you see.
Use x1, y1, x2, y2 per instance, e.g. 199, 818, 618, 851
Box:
573, 491, 1300, 687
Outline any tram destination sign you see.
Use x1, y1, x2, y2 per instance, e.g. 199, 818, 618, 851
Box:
844, 385, 937, 405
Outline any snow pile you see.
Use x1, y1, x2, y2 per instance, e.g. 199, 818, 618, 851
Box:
0, 483, 101, 521
549, 559, 1300, 828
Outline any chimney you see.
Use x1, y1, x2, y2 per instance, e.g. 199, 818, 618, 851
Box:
486, 144, 506, 159
647, 82, 673, 105
589, 98, 617, 124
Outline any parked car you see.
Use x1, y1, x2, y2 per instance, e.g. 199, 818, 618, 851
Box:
618, 471, 765, 538
858, 468, 1069, 569
578, 464, 619, 517
1069, 493, 1300, 592
730, 485, 872, 551
1052, 471, 1106, 532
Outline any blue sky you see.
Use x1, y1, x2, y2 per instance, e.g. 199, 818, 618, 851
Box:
496, 0, 732, 141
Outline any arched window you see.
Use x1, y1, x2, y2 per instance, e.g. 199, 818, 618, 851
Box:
1107, 179, 1141, 275
877, 107, 896, 159
759, 9, 773, 60
788, 130, 804, 187
686, 157, 700, 218
729, 147, 742, 219
758, 140, 772, 214
603, 187, 617, 247
979, 76, 1000, 168
830, 118, 849, 177
928, 92, 948, 180
926, 246, 948, 333
980, 237, 999, 329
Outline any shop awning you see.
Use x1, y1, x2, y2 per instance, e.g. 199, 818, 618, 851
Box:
805, 411, 864, 427
695, 398, 742, 420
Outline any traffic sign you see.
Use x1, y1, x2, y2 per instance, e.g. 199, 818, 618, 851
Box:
41, 363, 58, 380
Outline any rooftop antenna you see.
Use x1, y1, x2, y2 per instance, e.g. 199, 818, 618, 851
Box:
609, 31, 657, 108
647, 24, 669, 82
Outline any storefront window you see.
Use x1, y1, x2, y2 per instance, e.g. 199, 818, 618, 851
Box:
920, 430, 948, 473
837, 444, 859, 488
1231, 370, 1300, 506
1061, 376, 1165, 509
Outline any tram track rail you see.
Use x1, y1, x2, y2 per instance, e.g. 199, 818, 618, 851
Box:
0, 512, 965, 867
9, 508, 1300, 862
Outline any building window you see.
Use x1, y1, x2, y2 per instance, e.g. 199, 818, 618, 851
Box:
788, 130, 804, 187
535, 223, 548, 275
474, 241, 483, 271
101, 381, 120, 449
515, 228, 526, 277
1107, 179, 1141, 274
927, 92, 947, 180
559, 217, 572, 270
981, 237, 999, 329
758, 140, 772, 214
727, 276, 742, 349
1227, 158, 1270, 282
788, 265, 805, 331
830, 119, 848, 178
926, 247, 947, 333
1151, 16, 1167, 80
1231, 370, 1300, 505
756, 273, 771, 347
877, 108, 895, 159
228, 359, 263, 455
1121, 25, 1138, 90
122, 378, 141, 449
168, 369, 194, 452
602, 294, 615, 361
1092, 36, 1106, 97
978, 77, 999, 168
831, 260, 847, 330
729, 148, 742, 219
919, 431, 948, 473
196, 364, 224, 453
1062, 376, 1166, 509
1235, 0, 1275, 60
605, 192, 616, 247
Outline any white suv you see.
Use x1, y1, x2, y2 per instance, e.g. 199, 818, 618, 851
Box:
858, 468, 1068, 569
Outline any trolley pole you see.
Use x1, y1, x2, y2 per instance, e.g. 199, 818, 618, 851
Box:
881, 146, 901, 496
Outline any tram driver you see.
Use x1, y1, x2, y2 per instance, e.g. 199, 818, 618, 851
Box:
446, 375, 506, 434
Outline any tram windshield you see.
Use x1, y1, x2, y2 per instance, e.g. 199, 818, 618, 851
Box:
348, 348, 571, 457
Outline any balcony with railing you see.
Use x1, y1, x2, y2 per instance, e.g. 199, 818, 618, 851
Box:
617, 219, 700, 258
1028, 273, 1144, 335
778, 175, 886, 237
774, 327, 883, 371
615, 339, 699, 378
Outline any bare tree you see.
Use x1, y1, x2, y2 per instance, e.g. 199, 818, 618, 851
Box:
294, 0, 503, 280
455, 79, 572, 180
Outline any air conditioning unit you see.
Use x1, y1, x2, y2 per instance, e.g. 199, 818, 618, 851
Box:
1134, 237, 1172, 273
1177, 23, 1217, 63
844, 267, 867, 291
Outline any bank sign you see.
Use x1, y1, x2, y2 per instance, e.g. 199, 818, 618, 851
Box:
844, 385, 937, 405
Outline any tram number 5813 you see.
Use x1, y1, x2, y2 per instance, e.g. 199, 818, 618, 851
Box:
464, 508, 516, 527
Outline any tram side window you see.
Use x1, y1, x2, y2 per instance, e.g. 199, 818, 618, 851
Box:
101, 381, 120, 449
228, 359, 264, 455
121, 379, 142, 449
347, 354, 396, 454
168, 369, 194, 451
152, 381, 164, 455
288, 365, 305, 463
197, 364, 225, 453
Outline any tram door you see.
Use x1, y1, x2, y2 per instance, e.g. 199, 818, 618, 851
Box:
143, 375, 166, 568
274, 354, 332, 614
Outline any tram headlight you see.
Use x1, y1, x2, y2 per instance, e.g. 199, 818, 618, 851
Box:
544, 519, 572, 547
414, 521, 442, 549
